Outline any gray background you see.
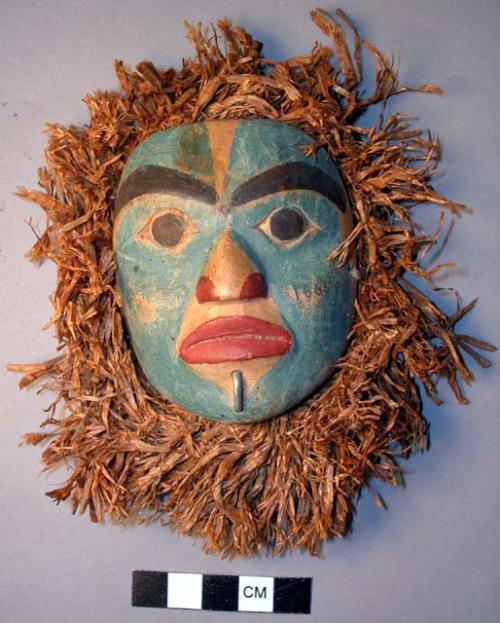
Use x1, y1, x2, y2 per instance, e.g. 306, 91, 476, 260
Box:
1, 0, 499, 622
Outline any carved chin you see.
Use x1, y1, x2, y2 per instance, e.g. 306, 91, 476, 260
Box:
187, 356, 283, 398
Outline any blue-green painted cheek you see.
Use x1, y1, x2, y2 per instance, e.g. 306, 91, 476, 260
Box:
116, 199, 231, 415
229, 194, 353, 416
115, 192, 353, 423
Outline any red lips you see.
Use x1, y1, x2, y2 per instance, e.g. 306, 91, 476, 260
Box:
179, 315, 292, 364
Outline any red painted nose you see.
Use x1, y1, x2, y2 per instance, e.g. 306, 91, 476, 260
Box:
195, 230, 267, 303
196, 272, 267, 303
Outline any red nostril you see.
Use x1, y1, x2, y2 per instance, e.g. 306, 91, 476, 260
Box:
240, 272, 267, 300
196, 275, 216, 303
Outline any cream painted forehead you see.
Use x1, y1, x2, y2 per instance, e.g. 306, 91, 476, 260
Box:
205, 120, 239, 197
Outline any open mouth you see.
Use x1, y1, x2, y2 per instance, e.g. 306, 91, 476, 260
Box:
179, 315, 292, 364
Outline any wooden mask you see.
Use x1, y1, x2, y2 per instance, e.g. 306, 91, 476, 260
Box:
114, 119, 354, 422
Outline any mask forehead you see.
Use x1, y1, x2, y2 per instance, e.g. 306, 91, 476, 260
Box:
122, 122, 215, 187
222, 120, 344, 204
118, 120, 345, 210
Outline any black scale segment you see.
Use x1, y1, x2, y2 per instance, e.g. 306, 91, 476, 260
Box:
274, 577, 312, 614
202, 574, 239, 611
131, 570, 168, 608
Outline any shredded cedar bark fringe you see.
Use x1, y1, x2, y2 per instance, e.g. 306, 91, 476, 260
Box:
9, 9, 494, 557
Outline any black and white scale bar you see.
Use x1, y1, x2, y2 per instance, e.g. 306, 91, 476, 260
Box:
132, 570, 312, 614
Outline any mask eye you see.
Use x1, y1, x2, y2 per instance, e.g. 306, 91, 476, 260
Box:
257, 206, 316, 247
139, 209, 196, 252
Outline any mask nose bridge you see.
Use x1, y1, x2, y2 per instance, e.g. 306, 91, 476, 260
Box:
195, 227, 267, 303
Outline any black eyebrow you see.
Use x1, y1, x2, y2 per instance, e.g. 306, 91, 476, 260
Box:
114, 165, 217, 212
230, 161, 346, 212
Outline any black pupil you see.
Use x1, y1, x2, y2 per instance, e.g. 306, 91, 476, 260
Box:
269, 208, 305, 241
151, 213, 185, 247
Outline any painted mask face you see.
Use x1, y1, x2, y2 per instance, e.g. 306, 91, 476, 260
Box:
114, 120, 354, 422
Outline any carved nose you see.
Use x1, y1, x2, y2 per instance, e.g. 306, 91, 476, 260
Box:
196, 229, 267, 303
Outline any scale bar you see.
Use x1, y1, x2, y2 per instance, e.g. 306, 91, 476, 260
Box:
132, 570, 312, 614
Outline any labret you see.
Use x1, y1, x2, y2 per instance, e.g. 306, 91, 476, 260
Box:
231, 370, 244, 412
